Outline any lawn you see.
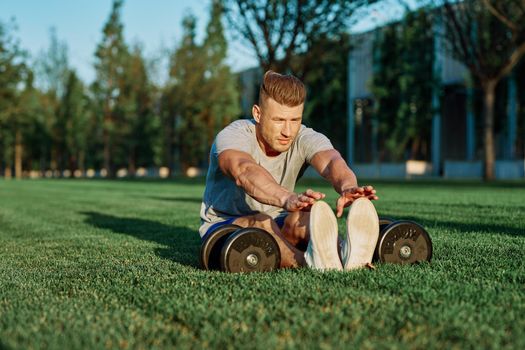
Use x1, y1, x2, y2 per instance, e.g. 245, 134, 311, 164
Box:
0, 178, 524, 349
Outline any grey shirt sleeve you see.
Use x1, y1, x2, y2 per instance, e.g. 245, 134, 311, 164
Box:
296, 126, 334, 163
215, 120, 254, 155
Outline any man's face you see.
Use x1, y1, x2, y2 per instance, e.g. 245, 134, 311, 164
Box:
252, 97, 303, 156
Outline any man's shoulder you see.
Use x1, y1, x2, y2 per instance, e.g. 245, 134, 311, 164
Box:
215, 118, 256, 155
222, 118, 256, 133
296, 124, 328, 140
294, 124, 334, 161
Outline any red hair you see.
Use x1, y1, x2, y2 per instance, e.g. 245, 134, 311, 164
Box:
259, 70, 306, 107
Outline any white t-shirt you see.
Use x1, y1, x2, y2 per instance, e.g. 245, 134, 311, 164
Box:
199, 119, 333, 237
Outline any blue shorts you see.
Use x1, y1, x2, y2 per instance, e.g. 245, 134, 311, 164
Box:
202, 215, 287, 242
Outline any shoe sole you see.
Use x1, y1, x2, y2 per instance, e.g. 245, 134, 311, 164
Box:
309, 201, 343, 270
344, 198, 379, 270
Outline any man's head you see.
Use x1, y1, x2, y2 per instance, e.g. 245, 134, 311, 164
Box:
252, 71, 306, 156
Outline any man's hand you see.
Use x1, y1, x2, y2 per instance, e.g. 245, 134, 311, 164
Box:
283, 189, 325, 212
336, 185, 378, 217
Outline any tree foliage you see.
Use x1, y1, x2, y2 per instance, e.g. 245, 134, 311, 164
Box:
0, 20, 29, 178
302, 34, 350, 158
202, 0, 240, 143
168, 14, 208, 170
3, 0, 524, 179
371, 9, 435, 161
426, 0, 525, 179
122, 45, 160, 173
59, 70, 91, 172
93, 0, 130, 176
167, 1, 240, 170
35, 28, 69, 97
224, 0, 373, 80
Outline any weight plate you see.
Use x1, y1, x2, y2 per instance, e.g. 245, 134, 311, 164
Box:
373, 217, 396, 262
200, 224, 241, 270
220, 227, 281, 273
376, 220, 432, 264
379, 217, 395, 232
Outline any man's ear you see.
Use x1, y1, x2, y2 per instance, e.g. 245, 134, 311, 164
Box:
252, 104, 262, 123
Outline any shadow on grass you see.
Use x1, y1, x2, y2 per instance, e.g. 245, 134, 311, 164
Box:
391, 200, 525, 213
148, 196, 202, 204
298, 177, 525, 190
81, 211, 201, 268
378, 211, 524, 237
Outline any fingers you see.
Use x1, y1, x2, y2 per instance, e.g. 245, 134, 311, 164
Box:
350, 187, 364, 194
336, 196, 358, 217
297, 189, 326, 205
289, 186, 378, 215
286, 189, 326, 212
343, 190, 366, 200
287, 198, 310, 212
304, 188, 325, 200
297, 193, 315, 205
337, 185, 379, 217
336, 197, 345, 217
295, 189, 325, 206
343, 187, 367, 198
348, 185, 376, 197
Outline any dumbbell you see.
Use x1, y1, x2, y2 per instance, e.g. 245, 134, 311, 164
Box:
374, 217, 433, 264
200, 224, 281, 273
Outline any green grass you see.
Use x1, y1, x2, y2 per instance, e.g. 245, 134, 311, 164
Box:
0, 178, 524, 349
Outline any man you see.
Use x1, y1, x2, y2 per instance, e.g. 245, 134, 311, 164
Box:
200, 71, 379, 270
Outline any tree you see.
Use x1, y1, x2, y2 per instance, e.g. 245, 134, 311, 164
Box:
60, 70, 91, 173
166, 5, 240, 172
201, 0, 241, 149
0, 20, 28, 179
35, 27, 69, 97
168, 14, 208, 170
370, 9, 435, 161
93, 0, 130, 177
302, 34, 350, 158
34, 28, 71, 173
120, 44, 160, 174
428, 0, 525, 179
158, 81, 178, 174
224, 0, 373, 80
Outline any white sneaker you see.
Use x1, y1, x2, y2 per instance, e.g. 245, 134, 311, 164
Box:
341, 198, 379, 270
305, 201, 343, 271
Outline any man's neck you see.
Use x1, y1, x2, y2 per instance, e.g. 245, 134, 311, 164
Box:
255, 127, 280, 157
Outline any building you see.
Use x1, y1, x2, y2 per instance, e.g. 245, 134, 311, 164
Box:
347, 23, 524, 179
237, 20, 525, 179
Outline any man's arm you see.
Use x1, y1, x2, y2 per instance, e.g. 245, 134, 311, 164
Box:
218, 149, 324, 211
310, 149, 378, 217
310, 149, 358, 193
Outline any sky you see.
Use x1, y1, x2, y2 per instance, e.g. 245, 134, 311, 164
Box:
0, 0, 414, 84
0, 0, 236, 84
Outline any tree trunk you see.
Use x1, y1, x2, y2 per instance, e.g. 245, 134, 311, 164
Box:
15, 129, 23, 179
78, 151, 85, 174
40, 154, 46, 177
128, 148, 136, 177
103, 102, 113, 178
103, 131, 111, 177
50, 146, 58, 174
411, 137, 421, 160
69, 155, 76, 174
482, 80, 497, 180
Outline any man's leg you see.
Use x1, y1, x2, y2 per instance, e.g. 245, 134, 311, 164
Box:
280, 211, 310, 249
232, 213, 306, 268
